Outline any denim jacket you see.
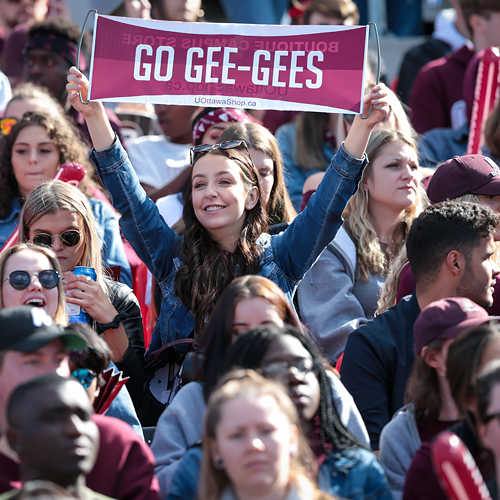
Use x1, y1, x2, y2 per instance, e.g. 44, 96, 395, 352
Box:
318, 448, 392, 500
168, 444, 392, 500
89, 138, 367, 358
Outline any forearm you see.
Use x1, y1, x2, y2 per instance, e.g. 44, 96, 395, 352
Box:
343, 117, 375, 159
103, 324, 130, 362
83, 102, 115, 152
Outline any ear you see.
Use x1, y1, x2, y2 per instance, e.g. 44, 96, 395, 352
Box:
289, 423, 299, 451
6, 428, 20, 455
469, 13, 486, 35
245, 186, 259, 211
444, 250, 465, 278
422, 346, 439, 369
208, 437, 221, 463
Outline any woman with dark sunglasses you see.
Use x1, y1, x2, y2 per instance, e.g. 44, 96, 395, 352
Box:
0, 110, 132, 287
66, 68, 390, 370
17, 180, 146, 413
0, 242, 66, 324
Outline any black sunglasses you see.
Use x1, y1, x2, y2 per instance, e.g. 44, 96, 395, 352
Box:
190, 140, 251, 168
31, 230, 81, 248
4, 269, 60, 290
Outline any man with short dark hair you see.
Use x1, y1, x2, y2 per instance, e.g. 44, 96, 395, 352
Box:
341, 201, 500, 451
0, 307, 161, 500
1, 374, 111, 500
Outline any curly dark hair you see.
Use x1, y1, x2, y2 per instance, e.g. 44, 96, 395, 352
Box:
174, 147, 267, 334
406, 201, 500, 284
0, 111, 96, 219
225, 325, 365, 457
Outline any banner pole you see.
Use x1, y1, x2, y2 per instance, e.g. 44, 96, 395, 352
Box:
361, 21, 380, 120
77, 9, 97, 105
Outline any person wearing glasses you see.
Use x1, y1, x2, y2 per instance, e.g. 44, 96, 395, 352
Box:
16, 180, 146, 413
67, 67, 390, 358
170, 325, 390, 500
0, 111, 132, 287
0, 242, 66, 324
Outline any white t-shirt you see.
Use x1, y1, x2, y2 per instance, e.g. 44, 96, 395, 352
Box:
127, 135, 190, 189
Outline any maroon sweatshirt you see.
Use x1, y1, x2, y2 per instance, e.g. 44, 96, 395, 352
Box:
0, 415, 160, 500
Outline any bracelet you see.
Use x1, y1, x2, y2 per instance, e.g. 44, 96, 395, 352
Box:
96, 310, 129, 334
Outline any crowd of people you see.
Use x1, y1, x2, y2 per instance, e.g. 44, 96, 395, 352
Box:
1, 0, 500, 499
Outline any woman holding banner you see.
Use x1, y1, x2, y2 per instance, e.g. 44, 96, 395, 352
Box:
66, 66, 390, 360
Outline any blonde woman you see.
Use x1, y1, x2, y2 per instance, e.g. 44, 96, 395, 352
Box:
297, 128, 427, 363
18, 180, 145, 410
199, 369, 338, 500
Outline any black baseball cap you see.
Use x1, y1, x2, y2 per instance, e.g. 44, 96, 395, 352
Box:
0, 306, 86, 352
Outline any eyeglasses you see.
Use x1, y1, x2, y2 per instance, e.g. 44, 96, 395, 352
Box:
259, 358, 315, 382
0, 117, 17, 136
190, 140, 251, 168
31, 230, 81, 248
72, 368, 96, 389
3, 269, 60, 290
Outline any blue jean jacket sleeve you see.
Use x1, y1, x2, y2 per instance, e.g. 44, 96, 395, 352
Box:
89, 137, 181, 282
270, 143, 367, 284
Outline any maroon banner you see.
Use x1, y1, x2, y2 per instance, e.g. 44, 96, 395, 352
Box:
88, 15, 368, 113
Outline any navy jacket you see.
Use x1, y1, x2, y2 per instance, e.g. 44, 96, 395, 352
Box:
341, 294, 421, 450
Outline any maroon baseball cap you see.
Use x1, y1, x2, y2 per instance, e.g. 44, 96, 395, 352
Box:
413, 297, 492, 357
426, 155, 500, 204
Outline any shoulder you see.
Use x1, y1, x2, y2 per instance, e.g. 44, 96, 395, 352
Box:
275, 123, 296, 141
92, 414, 143, 443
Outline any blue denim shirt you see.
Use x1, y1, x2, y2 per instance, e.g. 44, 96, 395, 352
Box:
168, 446, 392, 500
89, 138, 367, 359
318, 449, 393, 500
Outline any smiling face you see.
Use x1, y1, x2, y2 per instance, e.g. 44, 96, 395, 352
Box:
11, 125, 60, 197
29, 210, 86, 273
364, 140, 419, 215
260, 335, 321, 422
457, 235, 500, 309
210, 393, 296, 497
191, 154, 259, 251
1, 248, 59, 318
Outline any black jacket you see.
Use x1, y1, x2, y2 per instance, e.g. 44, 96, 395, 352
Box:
341, 293, 420, 450
106, 279, 146, 411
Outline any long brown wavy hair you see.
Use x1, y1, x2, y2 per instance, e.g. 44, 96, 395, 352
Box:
174, 147, 267, 333
218, 122, 297, 226
0, 112, 96, 220
405, 338, 446, 421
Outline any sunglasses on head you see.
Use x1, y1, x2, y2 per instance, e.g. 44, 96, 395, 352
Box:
4, 269, 60, 290
0, 117, 17, 136
72, 368, 97, 389
31, 230, 81, 248
190, 140, 251, 168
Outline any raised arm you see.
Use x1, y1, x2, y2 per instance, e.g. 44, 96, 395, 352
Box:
271, 85, 390, 282
66, 68, 180, 279
67, 67, 115, 151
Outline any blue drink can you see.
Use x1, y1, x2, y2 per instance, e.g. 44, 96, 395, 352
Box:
68, 266, 97, 325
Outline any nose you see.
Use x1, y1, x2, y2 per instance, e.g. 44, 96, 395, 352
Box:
205, 182, 217, 198
29, 148, 38, 165
492, 261, 500, 278
50, 235, 65, 252
26, 273, 43, 292
250, 437, 265, 451
401, 164, 415, 180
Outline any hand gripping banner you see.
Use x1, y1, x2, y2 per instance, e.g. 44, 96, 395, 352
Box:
86, 14, 369, 114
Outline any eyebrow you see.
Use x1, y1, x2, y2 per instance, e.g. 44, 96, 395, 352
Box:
14, 142, 55, 147
192, 170, 233, 180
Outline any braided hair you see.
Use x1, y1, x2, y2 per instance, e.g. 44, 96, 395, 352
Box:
225, 325, 365, 457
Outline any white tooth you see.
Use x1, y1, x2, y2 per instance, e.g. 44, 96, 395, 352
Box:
206, 206, 223, 212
